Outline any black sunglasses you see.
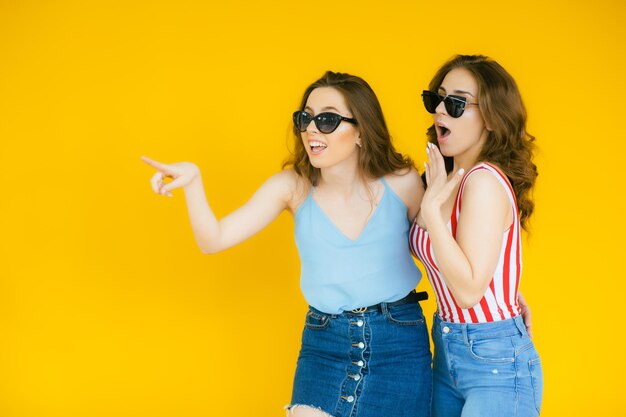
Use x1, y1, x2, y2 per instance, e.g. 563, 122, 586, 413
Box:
293, 111, 357, 134
421, 90, 479, 118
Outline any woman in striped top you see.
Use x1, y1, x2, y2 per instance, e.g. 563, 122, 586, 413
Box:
409, 55, 543, 417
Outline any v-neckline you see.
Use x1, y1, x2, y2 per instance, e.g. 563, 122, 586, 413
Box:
310, 184, 386, 243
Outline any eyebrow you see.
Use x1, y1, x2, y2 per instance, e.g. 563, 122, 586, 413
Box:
304, 105, 342, 113
439, 86, 476, 97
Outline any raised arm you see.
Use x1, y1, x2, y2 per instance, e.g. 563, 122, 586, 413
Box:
420, 144, 511, 308
141, 156, 296, 254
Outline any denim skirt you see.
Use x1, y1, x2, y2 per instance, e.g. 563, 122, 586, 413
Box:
431, 314, 543, 417
289, 300, 432, 417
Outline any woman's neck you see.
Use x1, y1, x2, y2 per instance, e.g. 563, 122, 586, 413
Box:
318, 163, 371, 199
453, 129, 488, 172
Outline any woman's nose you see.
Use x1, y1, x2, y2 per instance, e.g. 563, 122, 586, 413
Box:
435, 99, 447, 115
305, 119, 319, 134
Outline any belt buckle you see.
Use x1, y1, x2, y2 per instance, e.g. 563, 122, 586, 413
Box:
351, 307, 367, 313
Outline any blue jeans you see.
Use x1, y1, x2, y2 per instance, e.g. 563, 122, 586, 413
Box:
432, 315, 543, 417
290, 301, 432, 417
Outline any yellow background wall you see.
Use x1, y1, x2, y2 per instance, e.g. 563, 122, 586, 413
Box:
1, 0, 624, 415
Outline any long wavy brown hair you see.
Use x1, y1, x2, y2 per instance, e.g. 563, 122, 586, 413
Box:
426, 55, 538, 229
283, 71, 413, 186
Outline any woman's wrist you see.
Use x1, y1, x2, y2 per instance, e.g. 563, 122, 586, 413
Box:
183, 168, 203, 191
420, 203, 439, 228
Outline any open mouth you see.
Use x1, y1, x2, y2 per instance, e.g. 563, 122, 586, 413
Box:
309, 141, 327, 154
438, 125, 451, 139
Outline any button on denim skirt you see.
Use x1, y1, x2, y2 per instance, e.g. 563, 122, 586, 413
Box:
289, 301, 432, 417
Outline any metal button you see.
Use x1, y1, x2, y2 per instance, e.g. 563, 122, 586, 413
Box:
443, 326, 450, 334
346, 396, 354, 403
357, 360, 364, 367
353, 374, 361, 381
357, 320, 364, 327
358, 342, 365, 349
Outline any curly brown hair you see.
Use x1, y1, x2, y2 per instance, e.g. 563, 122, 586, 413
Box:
426, 55, 538, 229
283, 71, 413, 185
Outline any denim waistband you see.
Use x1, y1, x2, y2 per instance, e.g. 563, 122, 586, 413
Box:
309, 290, 427, 317
434, 313, 528, 340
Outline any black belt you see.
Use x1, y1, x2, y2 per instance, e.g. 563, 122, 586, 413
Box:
349, 290, 428, 314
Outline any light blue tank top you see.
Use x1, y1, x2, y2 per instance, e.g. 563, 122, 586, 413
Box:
294, 178, 422, 314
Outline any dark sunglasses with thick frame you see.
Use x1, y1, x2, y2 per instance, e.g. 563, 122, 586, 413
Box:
421, 90, 479, 118
292, 110, 357, 134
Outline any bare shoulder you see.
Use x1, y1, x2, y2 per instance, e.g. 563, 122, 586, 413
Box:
383, 167, 425, 220
267, 168, 299, 186
384, 167, 425, 199
460, 164, 513, 228
462, 166, 510, 205
268, 169, 310, 213
263, 169, 300, 196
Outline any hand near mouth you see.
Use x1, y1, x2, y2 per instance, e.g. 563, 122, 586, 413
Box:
420, 142, 465, 227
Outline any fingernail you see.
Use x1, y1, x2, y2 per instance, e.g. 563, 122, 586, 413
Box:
458, 168, 465, 175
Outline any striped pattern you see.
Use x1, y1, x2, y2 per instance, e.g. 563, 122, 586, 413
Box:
410, 163, 522, 323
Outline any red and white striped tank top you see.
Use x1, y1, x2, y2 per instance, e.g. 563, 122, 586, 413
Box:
410, 163, 522, 323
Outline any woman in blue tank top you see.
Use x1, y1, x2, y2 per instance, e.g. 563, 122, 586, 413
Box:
142, 72, 431, 417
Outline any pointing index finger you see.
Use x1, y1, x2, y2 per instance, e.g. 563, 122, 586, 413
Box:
141, 156, 170, 172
